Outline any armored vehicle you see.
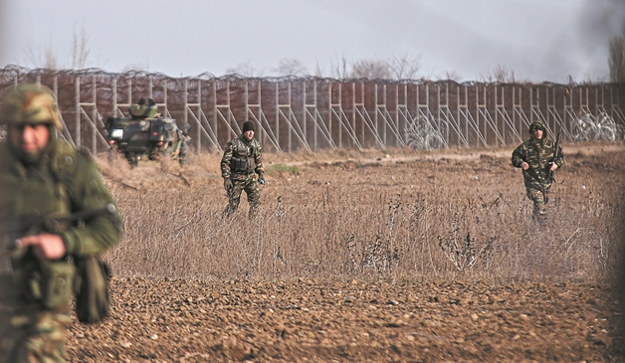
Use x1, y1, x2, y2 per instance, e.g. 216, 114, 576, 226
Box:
104, 99, 191, 167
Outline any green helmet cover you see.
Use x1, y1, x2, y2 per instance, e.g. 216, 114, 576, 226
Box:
0, 83, 63, 130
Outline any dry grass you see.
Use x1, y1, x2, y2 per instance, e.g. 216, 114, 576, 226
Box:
97, 145, 625, 283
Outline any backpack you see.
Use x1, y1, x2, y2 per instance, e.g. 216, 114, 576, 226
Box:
73, 255, 111, 324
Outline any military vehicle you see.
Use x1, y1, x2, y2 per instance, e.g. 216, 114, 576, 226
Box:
104, 99, 191, 167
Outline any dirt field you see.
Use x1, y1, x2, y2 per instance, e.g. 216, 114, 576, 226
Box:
66, 144, 625, 362
67, 278, 620, 363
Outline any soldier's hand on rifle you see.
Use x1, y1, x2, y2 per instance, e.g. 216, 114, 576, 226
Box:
258, 171, 265, 185
15, 233, 66, 260
549, 162, 558, 172
521, 162, 529, 170
224, 178, 233, 191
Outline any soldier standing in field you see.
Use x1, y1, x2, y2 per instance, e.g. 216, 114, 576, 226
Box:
221, 120, 265, 219
511, 120, 564, 221
0, 84, 123, 362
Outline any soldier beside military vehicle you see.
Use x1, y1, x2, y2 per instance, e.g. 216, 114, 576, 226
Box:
104, 98, 191, 167
104, 111, 564, 221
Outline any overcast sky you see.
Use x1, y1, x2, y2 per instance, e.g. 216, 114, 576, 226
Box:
1, 0, 624, 83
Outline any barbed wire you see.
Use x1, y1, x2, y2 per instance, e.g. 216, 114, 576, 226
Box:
571, 112, 625, 142
405, 116, 446, 150
1, 65, 607, 87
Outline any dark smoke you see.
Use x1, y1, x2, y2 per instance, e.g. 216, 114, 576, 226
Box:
544, 0, 625, 82
578, 0, 625, 48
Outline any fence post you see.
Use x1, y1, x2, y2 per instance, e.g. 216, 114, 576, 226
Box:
75, 76, 81, 148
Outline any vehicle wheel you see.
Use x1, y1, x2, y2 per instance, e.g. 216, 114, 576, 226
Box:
126, 152, 139, 168
149, 148, 163, 161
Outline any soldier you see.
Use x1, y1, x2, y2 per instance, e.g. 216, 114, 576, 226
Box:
221, 120, 265, 219
511, 120, 564, 220
0, 84, 123, 362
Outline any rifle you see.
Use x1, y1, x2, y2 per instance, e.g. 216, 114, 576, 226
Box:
0, 203, 117, 324
550, 128, 562, 184
0, 203, 117, 250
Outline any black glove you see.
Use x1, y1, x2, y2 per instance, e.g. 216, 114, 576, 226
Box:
224, 178, 233, 190
257, 172, 265, 185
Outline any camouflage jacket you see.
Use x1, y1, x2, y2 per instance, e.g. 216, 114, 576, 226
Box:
221, 134, 264, 180
0, 138, 123, 269
511, 136, 564, 190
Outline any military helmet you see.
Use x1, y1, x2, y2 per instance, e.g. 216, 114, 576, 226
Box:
0, 83, 63, 130
529, 121, 546, 134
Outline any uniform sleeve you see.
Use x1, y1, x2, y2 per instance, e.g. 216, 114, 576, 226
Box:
60, 155, 123, 256
221, 140, 234, 179
254, 142, 264, 175
511, 143, 526, 168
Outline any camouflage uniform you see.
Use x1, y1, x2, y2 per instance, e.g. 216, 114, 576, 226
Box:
221, 121, 264, 219
0, 84, 123, 362
511, 121, 564, 219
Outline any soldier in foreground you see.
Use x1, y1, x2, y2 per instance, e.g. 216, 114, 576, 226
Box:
0, 84, 123, 362
221, 120, 265, 218
511, 120, 564, 221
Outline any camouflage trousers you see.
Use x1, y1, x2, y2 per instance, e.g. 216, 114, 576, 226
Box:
0, 274, 70, 363
223, 175, 261, 219
526, 186, 550, 220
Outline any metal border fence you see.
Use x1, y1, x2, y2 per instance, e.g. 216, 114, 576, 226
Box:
1, 66, 623, 154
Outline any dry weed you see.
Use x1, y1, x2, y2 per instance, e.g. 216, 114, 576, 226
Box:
94, 146, 625, 283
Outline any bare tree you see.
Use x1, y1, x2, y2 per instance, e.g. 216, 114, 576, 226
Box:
582, 71, 605, 84
609, 36, 625, 83
440, 70, 461, 82
480, 64, 516, 83
330, 55, 351, 79
272, 58, 308, 77
387, 53, 421, 79
314, 62, 323, 78
44, 47, 57, 70
25, 44, 57, 70
225, 61, 265, 77
351, 59, 392, 79
328, 53, 420, 80
71, 24, 91, 69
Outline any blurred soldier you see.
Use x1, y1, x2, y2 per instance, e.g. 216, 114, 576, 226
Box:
175, 123, 192, 166
129, 98, 158, 119
511, 121, 564, 220
0, 84, 123, 362
221, 120, 265, 218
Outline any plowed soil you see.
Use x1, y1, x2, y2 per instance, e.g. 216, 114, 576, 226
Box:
68, 278, 621, 363
67, 145, 625, 362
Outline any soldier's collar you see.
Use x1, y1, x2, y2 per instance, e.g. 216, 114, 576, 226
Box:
239, 134, 254, 143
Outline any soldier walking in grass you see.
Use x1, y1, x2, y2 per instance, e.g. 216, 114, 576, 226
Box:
511, 120, 564, 221
221, 120, 265, 219
0, 84, 123, 362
